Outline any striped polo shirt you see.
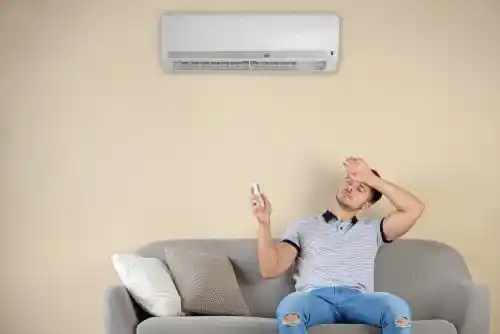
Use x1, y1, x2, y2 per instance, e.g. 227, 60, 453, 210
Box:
282, 210, 391, 293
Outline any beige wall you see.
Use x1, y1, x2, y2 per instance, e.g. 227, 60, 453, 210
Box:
2, 0, 500, 333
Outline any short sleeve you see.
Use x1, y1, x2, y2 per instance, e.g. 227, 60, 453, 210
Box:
377, 217, 393, 245
281, 220, 305, 253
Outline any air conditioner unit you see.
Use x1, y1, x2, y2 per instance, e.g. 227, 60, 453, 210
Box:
160, 12, 340, 73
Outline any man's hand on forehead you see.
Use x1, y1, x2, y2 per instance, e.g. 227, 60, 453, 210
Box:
343, 157, 377, 184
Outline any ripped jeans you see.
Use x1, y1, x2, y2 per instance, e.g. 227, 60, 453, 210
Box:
277, 286, 411, 334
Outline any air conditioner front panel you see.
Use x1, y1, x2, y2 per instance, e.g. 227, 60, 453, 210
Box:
161, 12, 339, 51
160, 12, 340, 72
167, 50, 332, 60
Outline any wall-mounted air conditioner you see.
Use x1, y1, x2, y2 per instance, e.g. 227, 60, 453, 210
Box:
160, 12, 340, 73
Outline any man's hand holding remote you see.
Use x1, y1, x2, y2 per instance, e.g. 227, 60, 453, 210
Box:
251, 185, 272, 225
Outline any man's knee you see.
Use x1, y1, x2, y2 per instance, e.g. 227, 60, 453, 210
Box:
276, 292, 310, 326
380, 293, 412, 329
282, 313, 301, 326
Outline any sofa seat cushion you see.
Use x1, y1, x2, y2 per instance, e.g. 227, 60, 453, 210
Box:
137, 316, 456, 334
138, 316, 274, 334
309, 320, 456, 334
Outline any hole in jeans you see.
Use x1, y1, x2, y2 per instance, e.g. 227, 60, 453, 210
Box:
395, 317, 411, 328
282, 313, 301, 326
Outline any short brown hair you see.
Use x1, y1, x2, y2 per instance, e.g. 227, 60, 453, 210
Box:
369, 169, 382, 204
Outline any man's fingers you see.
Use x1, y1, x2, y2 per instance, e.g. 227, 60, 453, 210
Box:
344, 157, 356, 165
251, 194, 263, 203
349, 157, 359, 165
344, 157, 363, 169
251, 200, 261, 211
251, 196, 264, 209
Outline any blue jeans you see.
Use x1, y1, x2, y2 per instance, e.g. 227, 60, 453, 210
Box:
276, 286, 411, 334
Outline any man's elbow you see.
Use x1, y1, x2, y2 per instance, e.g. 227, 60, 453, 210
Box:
261, 272, 277, 279
411, 200, 425, 219
417, 200, 425, 214
260, 268, 279, 279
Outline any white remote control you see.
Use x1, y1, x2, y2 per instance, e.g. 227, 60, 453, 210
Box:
251, 183, 264, 206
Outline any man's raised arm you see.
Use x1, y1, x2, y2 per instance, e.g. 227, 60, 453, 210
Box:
251, 191, 298, 278
344, 157, 425, 241
366, 176, 425, 241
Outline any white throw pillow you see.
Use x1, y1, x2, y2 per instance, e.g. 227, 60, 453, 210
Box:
111, 253, 183, 317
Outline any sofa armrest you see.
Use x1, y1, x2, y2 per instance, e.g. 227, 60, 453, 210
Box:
434, 283, 489, 334
457, 284, 489, 334
104, 285, 139, 334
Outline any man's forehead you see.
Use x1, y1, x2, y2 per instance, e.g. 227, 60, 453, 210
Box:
344, 177, 367, 187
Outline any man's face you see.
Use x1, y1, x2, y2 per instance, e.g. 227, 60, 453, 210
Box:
336, 177, 372, 211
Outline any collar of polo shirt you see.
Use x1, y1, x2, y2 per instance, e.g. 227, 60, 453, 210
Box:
322, 210, 358, 225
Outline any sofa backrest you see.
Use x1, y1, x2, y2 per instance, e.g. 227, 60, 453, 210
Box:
136, 238, 472, 319
374, 238, 473, 320
136, 238, 295, 318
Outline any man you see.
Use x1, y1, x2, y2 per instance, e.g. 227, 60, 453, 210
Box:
250, 157, 425, 334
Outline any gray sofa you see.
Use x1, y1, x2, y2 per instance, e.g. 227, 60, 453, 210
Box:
104, 238, 489, 334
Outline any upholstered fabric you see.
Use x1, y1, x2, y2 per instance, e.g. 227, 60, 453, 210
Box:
111, 253, 182, 317
138, 239, 294, 318
137, 316, 457, 334
374, 239, 474, 320
103, 238, 489, 334
164, 246, 250, 316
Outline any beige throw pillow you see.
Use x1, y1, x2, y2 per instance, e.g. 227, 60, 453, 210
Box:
164, 247, 250, 316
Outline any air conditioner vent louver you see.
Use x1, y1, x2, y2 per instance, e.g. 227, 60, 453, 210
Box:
173, 61, 249, 71
172, 60, 327, 71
